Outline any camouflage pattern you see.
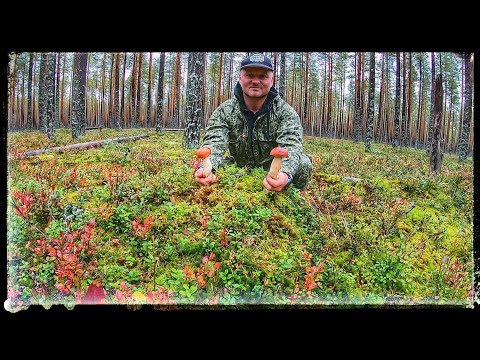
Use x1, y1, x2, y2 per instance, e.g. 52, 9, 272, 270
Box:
201, 88, 312, 189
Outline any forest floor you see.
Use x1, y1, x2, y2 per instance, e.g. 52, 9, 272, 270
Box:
5, 128, 476, 311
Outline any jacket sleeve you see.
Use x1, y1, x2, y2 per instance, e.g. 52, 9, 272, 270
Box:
275, 103, 304, 179
201, 104, 230, 171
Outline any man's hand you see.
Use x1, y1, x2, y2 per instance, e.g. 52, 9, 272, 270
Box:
263, 171, 289, 192
194, 168, 217, 186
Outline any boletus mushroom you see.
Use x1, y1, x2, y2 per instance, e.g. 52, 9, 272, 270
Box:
195, 147, 212, 177
268, 147, 288, 180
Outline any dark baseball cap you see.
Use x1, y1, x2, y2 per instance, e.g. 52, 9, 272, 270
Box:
240, 52, 273, 71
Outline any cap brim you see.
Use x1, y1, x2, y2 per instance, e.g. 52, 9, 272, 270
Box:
240, 64, 273, 71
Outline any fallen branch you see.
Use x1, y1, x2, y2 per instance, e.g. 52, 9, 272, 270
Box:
343, 176, 362, 182
8, 134, 150, 160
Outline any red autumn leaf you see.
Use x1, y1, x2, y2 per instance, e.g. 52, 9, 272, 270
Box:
81, 282, 107, 304
183, 265, 195, 280
214, 261, 220, 270
47, 246, 56, 257
146, 291, 155, 303
120, 281, 128, 291
144, 215, 153, 228
197, 275, 206, 287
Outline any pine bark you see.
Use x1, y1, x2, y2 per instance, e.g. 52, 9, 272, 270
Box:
27, 53, 35, 130
279, 52, 286, 99
114, 53, 121, 129
183, 52, 206, 149
458, 53, 472, 163
71, 53, 88, 139
365, 52, 375, 151
430, 74, 443, 174
38, 53, 48, 132
156, 52, 166, 132
426, 52, 435, 154
45, 53, 56, 139
303, 52, 309, 122
401, 52, 408, 147
393, 52, 401, 147
100, 53, 107, 128
55, 53, 61, 129
354, 52, 362, 142
120, 53, 127, 127
136, 52, 143, 126
146, 52, 153, 128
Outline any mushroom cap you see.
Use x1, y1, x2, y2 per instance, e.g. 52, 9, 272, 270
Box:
270, 147, 288, 158
195, 147, 211, 158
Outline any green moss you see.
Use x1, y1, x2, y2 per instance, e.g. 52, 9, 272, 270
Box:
6, 130, 474, 307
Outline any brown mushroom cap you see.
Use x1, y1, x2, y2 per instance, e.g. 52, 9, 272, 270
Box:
195, 147, 211, 159
270, 147, 288, 158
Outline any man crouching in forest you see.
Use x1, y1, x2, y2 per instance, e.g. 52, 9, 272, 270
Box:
194, 53, 312, 192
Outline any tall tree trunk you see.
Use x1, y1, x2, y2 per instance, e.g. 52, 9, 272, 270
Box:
20, 61, 26, 128
100, 53, 107, 128
173, 52, 181, 128
279, 52, 286, 99
136, 52, 143, 126
393, 52, 401, 147
426, 52, 435, 154
27, 53, 35, 130
55, 53, 61, 129
401, 52, 408, 147
385, 52, 391, 143
227, 53, 234, 97
114, 53, 121, 129
303, 52, 309, 121
120, 53, 127, 128
184, 52, 206, 149
360, 53, 366, 136
71, 53, 88, 139
146, 52, 153, 128
365, 52, 375, 151
273, 52, 277, 88
430, 74, 443, 175
458, 52, 472, 163
354, 52, 362, 142
416, 53, 423, 148
130, 53, 138, 128
376, 53, 384, 141
457, 54, 464, 152
156, 52, 166, 132
406, 52, 412, 146
329, 53, 335, 135
45, 53, 56, 139
107, 53, 114, 128
216, 52, 223, 107
60, 53, 66, 126
38, 53, 48, 132
445, 93, 453, 152
8, 54, 17, 129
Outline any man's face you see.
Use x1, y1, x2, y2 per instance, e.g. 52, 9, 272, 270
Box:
239, 67, 274, 99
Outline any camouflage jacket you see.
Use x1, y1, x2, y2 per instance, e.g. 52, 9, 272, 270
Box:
202, 83, 305, 179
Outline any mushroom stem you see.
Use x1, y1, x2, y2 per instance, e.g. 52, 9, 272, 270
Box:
202, 157, 212, 177
268, 157, 283, 179
268, 147, 288, 180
